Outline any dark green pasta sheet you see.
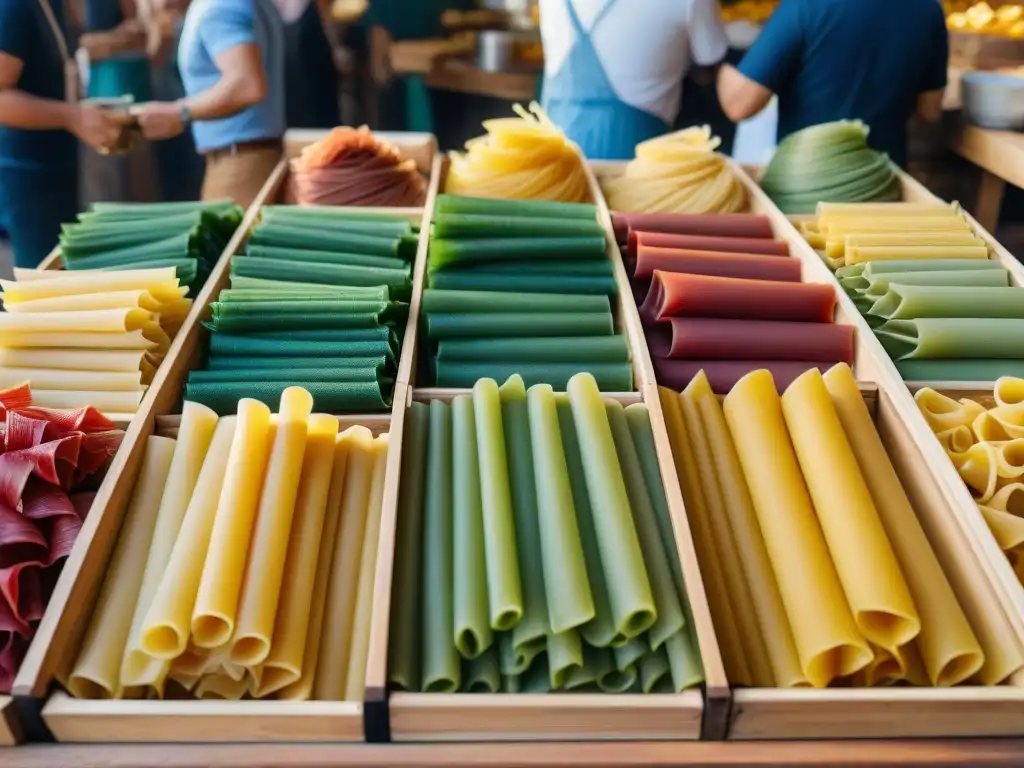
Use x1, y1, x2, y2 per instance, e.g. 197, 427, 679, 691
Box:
449, 259, 614, 277
207, 299, 406, 332
422, 289, 609, 315
434, 361, 633, 390
435, 194, 597, 220
425, 311, 614, 339
83, 199, 238, 219
204, 312, 403, 334
206, 354, 390, 372
895, 359, 1024, 380
228, 275, 391, 297
249, 222, 402, 257
230, 255, 411, 299
433, 213, 604, 240
245, 244, 408, 271
184, 380, 389, 414
63, 231, 193, 266
259, 207, 413, 237
427, 270, 617, 296
218, 287, 391, 303
189, 366, 382, 384
437, 336, 630, 364
208, 333, 397, 365
429, 236, 607, 270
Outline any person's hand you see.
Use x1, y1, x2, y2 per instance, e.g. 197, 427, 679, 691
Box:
134, 102, 186, 140
68, 105, 124, 151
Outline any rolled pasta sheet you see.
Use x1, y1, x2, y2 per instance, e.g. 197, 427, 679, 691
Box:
653, 358, 833, 394
0, 348, 149, 373
827, 233, 984, 261
595, 646, 637, 693
648, 318, 854, 363
612, 211, 774, 241
723, 370, 871, 687
474, 378, 524, 632
436, 361, 632, 392
527, 384, 594, 634
782, 370, 921, 652
422, 289, 609, 315
979, 504, 1024, 559
190, 400, 275, 650
913, 389, 986, 433
861, 269, 1009, 296
0, 307, 153, 333
68, 436, 176, 699
315, 427, 378, 699
260, 415, 341, 697
0, 267, 181, 302
0, 330, 158, 350
633, 246, 802, 283
141, 417, 238, 659
824, 364, 984, 685
548, 629, 584, 691
628, 231, 788, 258
0, 367, 143, 391
436, 336, 630, 364
641, 272, 835, 323
426, 311, 614, 340
639, 647, 670, 693
948, 442, 999, 502
567, 373, 656, 640
231, 388, 314, 668
974, 407, 1024, 442
996, 377, 1024, 408
30, 389, 146, 414
344, 436, 389, 702
870, 285, 1024, 321
387, 403, 428, 692
120, 402, 218, 690
463, 645, 501, 693
876, 318, 1024, 360
451, 395, 493, 660
846, 245, 989, 265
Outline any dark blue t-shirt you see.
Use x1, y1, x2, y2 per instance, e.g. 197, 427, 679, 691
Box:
0, 0, 77, 169
736, 0, 949, 167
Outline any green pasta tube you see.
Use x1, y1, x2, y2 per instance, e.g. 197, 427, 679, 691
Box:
208, 334, 396, 365
421, 401, 460, 692
189, 367, 380, 384
875, 318, 1024, 359
567, 374, 657, 641
862, 258, 1005, 276
219, 288, 391, 303
250, 223, 401, 257
869, 285, 1024, 320
260, 208, 412, 237
183, 381, 388, 414
503, 674, 521, 693
895, 359, 1024, 380
665, 629, 705, 692
614, 636, 647, 673
624, 406, 685, 604
526, 384, 595, 633
564, 644, 601, 690
246, 244, 409, 271
87, 199, 236, 216
499, 630, 544, 677
237, 328, 397, 342
425, 312, 614, 340
463, 645, 501, 693
427, 271, 618, 296
472, 378, 524, 632
498, 376, 550, 664
435, 194, 597, 220
556, 397, 620, 648
389, 402, 429, 692
451, 395, 494, 660
606, 404, 684, 650
522, 657, 553, 693
429, 236, 607, 270
436, 362, 633, 393
422, 289, 609, 315
206, 356, 390, 372
231, 256, 411, 299
547, 629, 583, 689
433, 213, 605, 239
639, 648, 671, 694
229, 275, 389, 295
861, 269, 1009, 296
595, 646, 636, 693
437, 336, 630, 364
442, 259, 613, 277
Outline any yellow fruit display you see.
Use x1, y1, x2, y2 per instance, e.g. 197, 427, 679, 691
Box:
946, 2, 1024, 37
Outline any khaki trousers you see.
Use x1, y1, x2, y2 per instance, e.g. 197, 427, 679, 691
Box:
201, 144, 284, 208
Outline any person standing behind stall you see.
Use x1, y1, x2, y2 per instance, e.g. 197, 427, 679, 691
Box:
0, 0, 124, 268
539, 0, 729, 160
273, 0, 340, 128
716, 0, 949, 168
135, 0, 285, 206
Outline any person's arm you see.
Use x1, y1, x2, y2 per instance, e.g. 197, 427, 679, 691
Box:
717, 0, 803, 123
687, 0, 728, 87
78, 20, 148, 61
916, 5, 949, 123
136, 4, 267, 139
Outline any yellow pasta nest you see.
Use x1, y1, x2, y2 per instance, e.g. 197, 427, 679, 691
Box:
445, 102, 590, 203
601, 126, 748, 215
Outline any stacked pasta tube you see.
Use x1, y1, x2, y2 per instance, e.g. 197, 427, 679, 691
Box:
66, 387, 389, 700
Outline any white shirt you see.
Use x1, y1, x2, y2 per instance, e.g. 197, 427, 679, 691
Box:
540, 0, 728, 125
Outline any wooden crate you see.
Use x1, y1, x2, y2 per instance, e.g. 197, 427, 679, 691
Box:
367, 159, 725, 742
14, 167, 435, 742
730, 163, 1024, 737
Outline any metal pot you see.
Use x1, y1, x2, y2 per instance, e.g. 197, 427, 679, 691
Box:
962, 70, 1024, 131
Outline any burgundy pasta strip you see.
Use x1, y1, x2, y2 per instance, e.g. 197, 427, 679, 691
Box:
633, 245, 802, 282
612, 211, 774, 242
628, 231, 789, 257
647, 317, 854, 362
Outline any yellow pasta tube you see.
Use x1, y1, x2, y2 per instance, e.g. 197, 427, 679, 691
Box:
344, 435, 390, 701
978, 504, 1024, 553
947, 442, 999, 503
0, 267, 180, 302
195, 674, 248, 700
913, 389, 986, 433
991, 440, 1024, 479
995, 377, 1024, 408
935, 426, 976, 454
0, 348, 147, 373
822, 364, 984, 686
313, 426, 376, 700
191, 399, 275, 649
657, 388, 751, 686
3, 289, 178, 314
140, 417, 238, 659
846, 244, 989, 265
0, 330, 158, 350
682, 375, 774, 687
973, 405, 1024, 442
0, 367, 142, 392
989, 483, 1024, 515
723, 370, 871, 687
782, 370, 920, 653
697, 393, 807, 688
230, 387, 314, 667
67, 436, 176, 699
0, 308, 152, 333
278, 434, 351, 701
257, 414, 340, 697
816, 201, 958, 217
29, 389, 146, 413
121, 402, 218, 689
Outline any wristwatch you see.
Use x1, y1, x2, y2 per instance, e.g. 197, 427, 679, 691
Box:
179, 103, 193, 127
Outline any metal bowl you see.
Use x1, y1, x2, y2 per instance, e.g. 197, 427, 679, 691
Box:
962, 70, 1024, 130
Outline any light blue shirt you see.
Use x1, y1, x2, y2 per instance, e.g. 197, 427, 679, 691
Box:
177, 0, 286, 153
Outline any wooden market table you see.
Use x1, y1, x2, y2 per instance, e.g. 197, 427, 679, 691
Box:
946, 114, 1024, 232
